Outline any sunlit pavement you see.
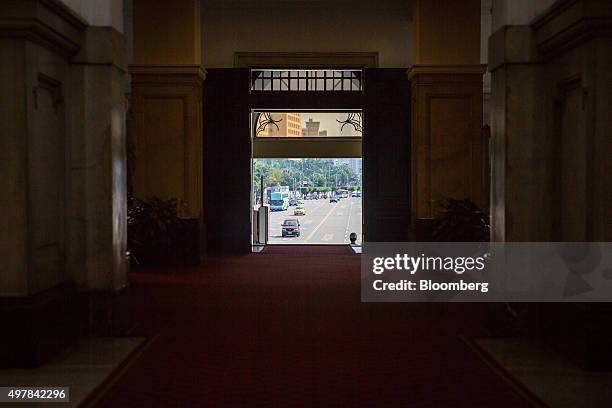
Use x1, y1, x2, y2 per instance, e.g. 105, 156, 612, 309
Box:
266, 197, 362, 245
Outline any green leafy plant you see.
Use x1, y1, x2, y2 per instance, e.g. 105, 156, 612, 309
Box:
128, 196, 182, 265
431, 198, 490, 242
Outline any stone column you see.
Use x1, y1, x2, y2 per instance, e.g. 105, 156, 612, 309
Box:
488, 25, 548, 242
0, 0, 84, 367
409, 65, 487, 220
66, 25, 129, 335
129, 0, 205, 262
0, 0, 128, 367
490, 0, 612, 242
409, 0, 486, 235
489, 0, 612, 369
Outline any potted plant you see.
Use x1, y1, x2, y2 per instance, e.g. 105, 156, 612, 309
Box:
431, 198, 490, 242
128, 196, 182, 266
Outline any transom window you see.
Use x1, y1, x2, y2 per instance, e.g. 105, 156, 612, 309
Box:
253, 111, 363, 138
250, 69, 363, 92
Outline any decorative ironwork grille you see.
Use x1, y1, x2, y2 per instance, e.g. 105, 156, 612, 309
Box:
251, 69, 363, 92
336, 112, 362, 133
253, 111, 363, 138
255, 112, 283, 136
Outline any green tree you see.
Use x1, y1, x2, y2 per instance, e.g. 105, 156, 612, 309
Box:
252, 158, 361, 193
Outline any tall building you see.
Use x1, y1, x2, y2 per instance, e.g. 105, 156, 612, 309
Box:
302, 118, 327, 136
258, 113, 302, 137
351, 158, 362, 175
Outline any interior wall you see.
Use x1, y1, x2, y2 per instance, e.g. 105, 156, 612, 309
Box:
58, 0, 124, 32
414, 0, 481, 65
133, 0, 201, 65
491, 0, 559, 31
200, 0, 415, 68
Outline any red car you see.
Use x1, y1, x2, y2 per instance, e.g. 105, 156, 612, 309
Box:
281, 218, 301, 237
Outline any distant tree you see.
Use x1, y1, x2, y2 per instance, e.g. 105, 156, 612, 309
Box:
252, 158, 360, 192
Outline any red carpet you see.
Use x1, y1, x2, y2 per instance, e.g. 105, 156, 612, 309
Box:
94, 246, 534, 407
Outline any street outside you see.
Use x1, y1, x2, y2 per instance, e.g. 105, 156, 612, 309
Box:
265, 197, 362, 245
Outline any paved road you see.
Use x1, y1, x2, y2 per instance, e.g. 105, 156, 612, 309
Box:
267, 197, 362, 245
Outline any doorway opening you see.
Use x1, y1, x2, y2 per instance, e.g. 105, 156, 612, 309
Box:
250, 107, 363, 248
253, 158, 362, 245
203, 66, 412, 254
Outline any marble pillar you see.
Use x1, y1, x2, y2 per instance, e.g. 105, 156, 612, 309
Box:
490, 0, 612, 242
489, 0, 612, 368
67, 25, 129, 334
0, 0, 128, 366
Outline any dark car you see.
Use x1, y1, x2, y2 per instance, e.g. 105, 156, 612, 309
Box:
329, 196, 339, 203
289, 198, 298, 206
281, 218, 301, 237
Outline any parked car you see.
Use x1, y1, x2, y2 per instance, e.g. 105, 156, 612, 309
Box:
281, 218, 301, 237
294, 205, 306, 216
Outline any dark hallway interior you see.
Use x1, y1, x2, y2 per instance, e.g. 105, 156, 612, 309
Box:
2, 1, 611, 406
92, 246, 535, 407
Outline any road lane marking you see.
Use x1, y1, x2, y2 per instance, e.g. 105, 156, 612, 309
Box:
305, 202, 338, 242
322, 234, 333, 241
345, 199, 354, 238
267, 198, 362, 245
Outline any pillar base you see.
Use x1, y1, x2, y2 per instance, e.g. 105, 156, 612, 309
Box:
0, 282, 78, 368
79, 286, 131, 337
